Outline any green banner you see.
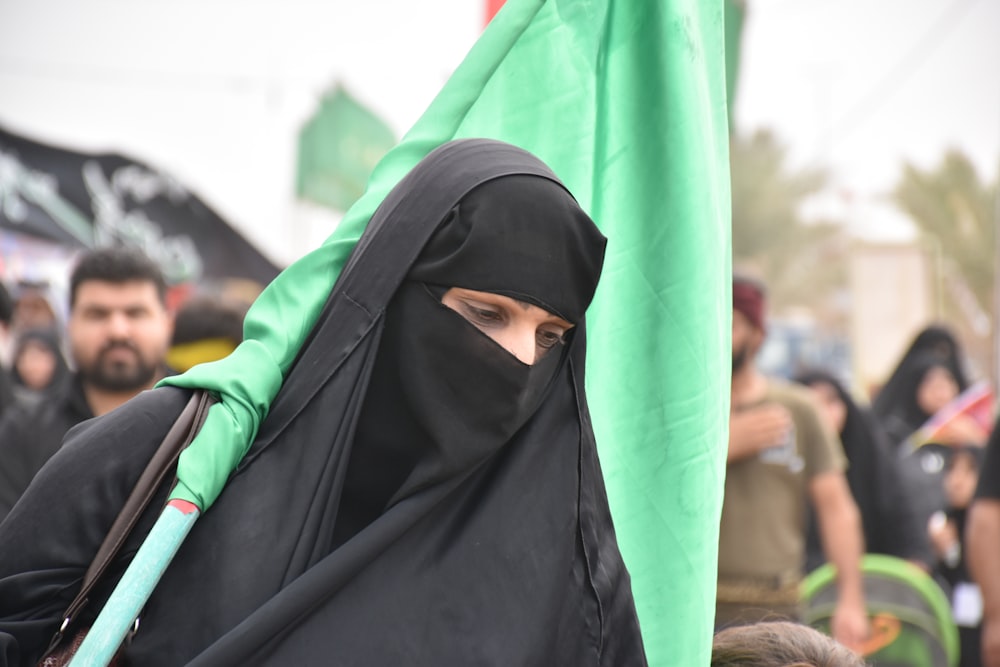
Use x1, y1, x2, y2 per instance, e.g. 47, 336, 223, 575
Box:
296, 86, 397, 211
725, 0, 746, 130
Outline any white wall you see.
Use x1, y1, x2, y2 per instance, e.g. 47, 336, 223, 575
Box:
850, 243, 932, 394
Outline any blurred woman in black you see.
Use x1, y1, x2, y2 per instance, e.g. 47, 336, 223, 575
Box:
796, 369, 932, 570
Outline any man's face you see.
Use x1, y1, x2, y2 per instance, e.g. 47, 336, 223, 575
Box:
69, 280, 173, 392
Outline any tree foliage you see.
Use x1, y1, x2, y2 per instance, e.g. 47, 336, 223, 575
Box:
730, 129, 847, 322
893, 150, 998, 323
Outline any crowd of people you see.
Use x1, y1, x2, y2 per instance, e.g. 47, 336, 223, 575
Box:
0, 142, 995, 667
723, 273, 999, 666
0, 247, 248, 522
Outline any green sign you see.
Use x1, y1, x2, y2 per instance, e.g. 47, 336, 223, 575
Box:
296, 86, 397, 212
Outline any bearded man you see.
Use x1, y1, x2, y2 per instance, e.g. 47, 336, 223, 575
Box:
716, 274, 869, 652
0, 247, 174, 521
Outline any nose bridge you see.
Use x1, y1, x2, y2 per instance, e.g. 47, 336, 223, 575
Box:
498, 321, 537, 366
106, 308, 131, 337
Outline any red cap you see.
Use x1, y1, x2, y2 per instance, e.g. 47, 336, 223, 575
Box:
733, 278, 766, 331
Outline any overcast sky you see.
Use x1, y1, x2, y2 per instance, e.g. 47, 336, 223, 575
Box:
737, 0, 1000, 239
1, 0, 997, 263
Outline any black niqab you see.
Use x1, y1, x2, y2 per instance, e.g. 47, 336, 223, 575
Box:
331, 171, 605, 549
0, 139, 645, 666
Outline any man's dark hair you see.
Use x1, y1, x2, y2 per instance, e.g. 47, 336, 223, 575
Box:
171, 295, 247, 346
69, 247, 167, 309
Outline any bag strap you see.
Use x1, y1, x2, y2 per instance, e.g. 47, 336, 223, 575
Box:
43, 389, 214, 657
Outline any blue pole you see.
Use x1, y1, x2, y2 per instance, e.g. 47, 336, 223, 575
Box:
68, 500, 200, 666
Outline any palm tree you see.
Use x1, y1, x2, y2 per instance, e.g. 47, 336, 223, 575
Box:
893, 150, 997, 320
730, 129, 847, 325
892, 150, 999, 379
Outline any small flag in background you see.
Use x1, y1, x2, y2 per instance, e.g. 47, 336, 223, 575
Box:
907, 381, 995, 450
484, 0, 507, 26
296, 86, 397, 212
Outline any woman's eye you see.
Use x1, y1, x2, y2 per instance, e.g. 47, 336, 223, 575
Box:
536, 329, 565, 349
464, 303, 504, 326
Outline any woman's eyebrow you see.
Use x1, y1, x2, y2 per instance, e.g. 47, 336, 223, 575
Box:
513, 299, 533, 311
496, 296, 572, 326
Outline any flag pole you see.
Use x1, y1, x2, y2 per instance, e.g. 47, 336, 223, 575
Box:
67, 501, 200, 667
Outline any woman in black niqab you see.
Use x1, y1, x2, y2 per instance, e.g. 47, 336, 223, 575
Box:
9, 327, 69, 410
0, 139, 647, 666
869, 325, 981, 541
872, 324, 970, 450
795, 369, 932, 570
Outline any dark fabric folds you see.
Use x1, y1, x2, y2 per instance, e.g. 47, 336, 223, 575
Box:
0, 375, 94, 523
408, 174, 606, 323
0, 139, 645, 666
0, 387, 190, 666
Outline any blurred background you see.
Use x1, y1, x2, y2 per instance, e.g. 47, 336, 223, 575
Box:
0, 0, 998, 399
729, 0, 999, 397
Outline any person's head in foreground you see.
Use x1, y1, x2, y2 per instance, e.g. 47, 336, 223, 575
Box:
711, 621, 866, 667
0, 139, 645, 666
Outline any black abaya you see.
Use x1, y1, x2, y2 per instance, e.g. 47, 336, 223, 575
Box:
0, 140, 646, 666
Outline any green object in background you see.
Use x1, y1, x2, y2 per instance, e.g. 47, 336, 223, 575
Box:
724, 0, 746, 131
163, 1, 731, 664
802, 553, 960, 667
296, 85, 397, 211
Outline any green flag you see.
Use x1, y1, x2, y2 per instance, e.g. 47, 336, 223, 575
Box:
296, 85, 397, 211
163, 1, 731, 663
724, 0, 747, 131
